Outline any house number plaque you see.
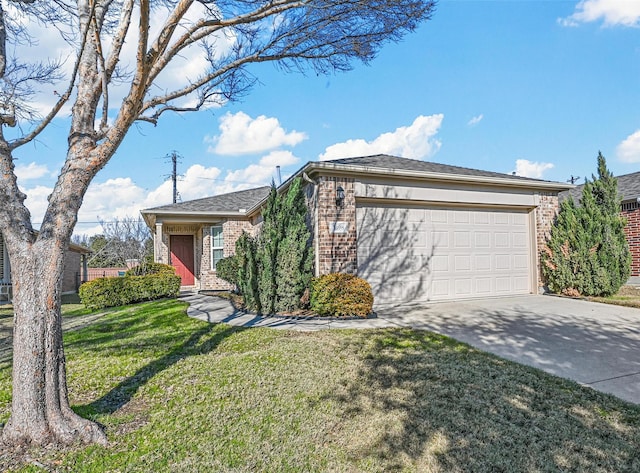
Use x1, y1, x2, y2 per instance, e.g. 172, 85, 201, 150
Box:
329, 221, 349, 234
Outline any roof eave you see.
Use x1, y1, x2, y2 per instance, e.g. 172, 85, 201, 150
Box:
305, 161, 574, 191
140, 209, 249, 222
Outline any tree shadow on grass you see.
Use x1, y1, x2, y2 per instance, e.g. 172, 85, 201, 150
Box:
79, 311, 244, 416
328, 328, 640, 472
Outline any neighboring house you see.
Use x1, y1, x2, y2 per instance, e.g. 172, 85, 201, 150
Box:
141, 154, 572, 306
559, 170, 640, 284
0, 233, 90, 301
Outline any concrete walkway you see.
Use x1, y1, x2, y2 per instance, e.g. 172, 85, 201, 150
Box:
0, 311, 108, 365
182, 293, 640, 405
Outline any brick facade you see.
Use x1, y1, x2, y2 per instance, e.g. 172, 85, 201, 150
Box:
622, 205, 640, 277
534, 192, 560, 290
316, 176, 358, 275
200, 219, 257, 290
157, 219, 258, 290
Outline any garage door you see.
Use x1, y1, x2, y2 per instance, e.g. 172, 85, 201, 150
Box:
356, 203, 532, 304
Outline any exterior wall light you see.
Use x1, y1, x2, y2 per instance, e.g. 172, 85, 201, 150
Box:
336, 186, 345, 207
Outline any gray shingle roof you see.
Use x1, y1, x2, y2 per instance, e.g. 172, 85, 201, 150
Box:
559, 171, 640, 203
143, 186, 271, 214
327, 154, 552, 183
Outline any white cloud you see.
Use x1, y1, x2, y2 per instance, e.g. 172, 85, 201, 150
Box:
560, 0, 640, 27
207, 111, 308, 155
319, 114, 443, 161
14, 162, 50, 181
468, 114, 484, 126
224, 151, 301, 187
513, 159, 555, 178
616, 129, 640, 162
22, 185, 53, 225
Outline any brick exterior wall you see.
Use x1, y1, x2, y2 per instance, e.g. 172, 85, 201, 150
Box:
535, 192, 560, 291
200, 219, 256, 290
157, 219, 259, 290
316, 176, 358, 275
622, 206, 640, 277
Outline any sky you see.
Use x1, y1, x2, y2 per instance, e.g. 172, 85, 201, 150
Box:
8, 0, 640, 236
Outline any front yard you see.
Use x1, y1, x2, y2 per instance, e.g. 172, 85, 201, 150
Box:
1, 299, 639, 472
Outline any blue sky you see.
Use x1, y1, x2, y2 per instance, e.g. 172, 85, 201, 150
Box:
10, 0, 640, 235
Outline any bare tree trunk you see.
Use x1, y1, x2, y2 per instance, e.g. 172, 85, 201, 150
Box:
1, 239, 107, 446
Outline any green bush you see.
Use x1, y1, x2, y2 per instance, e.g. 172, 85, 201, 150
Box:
79, 272, 181, 309
542, 153, 631, 296
216, 256, 239, 286
310, 273, 374, 317
125, 262, 176, 276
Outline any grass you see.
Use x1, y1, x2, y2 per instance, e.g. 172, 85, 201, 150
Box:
1, 300, 639, 472
588, 285, 640, 308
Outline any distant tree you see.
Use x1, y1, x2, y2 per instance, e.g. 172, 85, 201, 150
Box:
542, 153, 631, 296
96, 217, 153, 268
0, 0, 436, 446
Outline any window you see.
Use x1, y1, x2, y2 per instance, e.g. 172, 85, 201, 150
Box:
211, 225, 224, 270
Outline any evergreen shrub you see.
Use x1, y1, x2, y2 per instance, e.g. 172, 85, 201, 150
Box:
125, 262, 175, 276
310, 273, 374, 317
216, 256, 239, 286
79, 272, 181, 309
542, 153, 631, 296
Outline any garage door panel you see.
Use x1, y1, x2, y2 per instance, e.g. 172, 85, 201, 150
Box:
357, 204, 532, 304
475, 254, 492, 271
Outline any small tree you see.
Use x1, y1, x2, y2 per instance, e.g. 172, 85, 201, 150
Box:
235, 177, 313, 314
257, 185, 281, 314
274, 177, 313, 312
543, 153, 631, 296
236, 232, 260, 313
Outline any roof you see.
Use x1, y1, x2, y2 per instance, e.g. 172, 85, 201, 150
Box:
326, 154, 552, 183
142, 186, 271, 214
141, 155, 573, 223
560, 171, 640, 203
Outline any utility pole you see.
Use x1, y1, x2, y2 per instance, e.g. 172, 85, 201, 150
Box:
164, 151, 182, 203
567, 175, 581, 185
171, 152, 178, 203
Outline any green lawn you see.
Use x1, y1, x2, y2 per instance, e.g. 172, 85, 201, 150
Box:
1, 300, 639, 472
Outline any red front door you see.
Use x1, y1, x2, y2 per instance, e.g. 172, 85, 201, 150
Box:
170, 235, 195, 286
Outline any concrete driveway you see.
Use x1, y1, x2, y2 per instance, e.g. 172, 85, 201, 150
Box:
376, 295, 640, 405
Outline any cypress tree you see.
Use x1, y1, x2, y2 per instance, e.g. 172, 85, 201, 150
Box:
257, 183, 281, 314
235, 231, 261, 313
274, 177, 314, 312
542, 153, 630, 296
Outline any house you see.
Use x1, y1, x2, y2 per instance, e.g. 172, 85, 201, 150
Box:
141, 154, 572, 305
0, 233, 90, 302
559, 170, 640, 285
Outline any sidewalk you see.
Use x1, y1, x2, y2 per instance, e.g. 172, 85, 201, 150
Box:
181, 292, 396, 331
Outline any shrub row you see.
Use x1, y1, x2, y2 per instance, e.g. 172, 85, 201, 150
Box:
310, 273, 373, 317
79, 272, 181, 309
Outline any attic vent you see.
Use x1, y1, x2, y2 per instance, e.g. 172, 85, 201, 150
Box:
621, 201, 639, 212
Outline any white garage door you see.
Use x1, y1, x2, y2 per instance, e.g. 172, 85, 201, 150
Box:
357, 203, 532, 304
